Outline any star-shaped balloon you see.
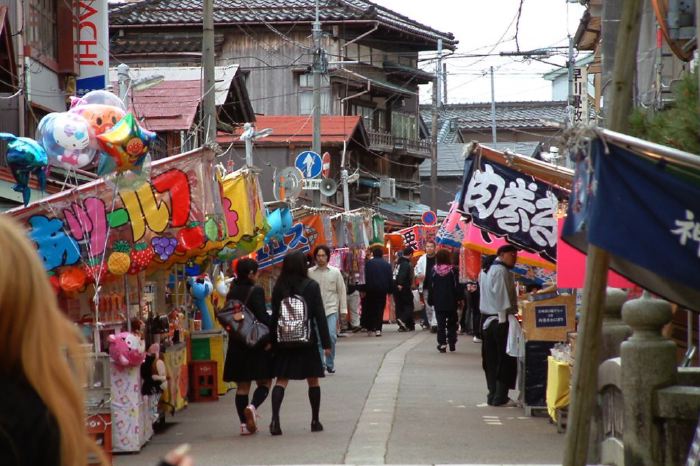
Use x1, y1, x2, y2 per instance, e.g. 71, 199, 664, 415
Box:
0, 133, 48, 206
97, 113, 156, 175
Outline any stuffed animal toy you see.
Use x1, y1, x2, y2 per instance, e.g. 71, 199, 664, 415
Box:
187, 274, 214, 330
108, 331, 146, 368
212, 266, 233, 310
148, 343, 168, 391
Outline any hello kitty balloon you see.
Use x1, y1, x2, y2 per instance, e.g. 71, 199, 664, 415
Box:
37, 112, 98, 169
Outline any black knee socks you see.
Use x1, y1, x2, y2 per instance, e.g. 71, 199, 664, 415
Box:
308, 386, 321, 422
235, 394, 249, 424
251, 385, 269, 408
271, 385, 285, 422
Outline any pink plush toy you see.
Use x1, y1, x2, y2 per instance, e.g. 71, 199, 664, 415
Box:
108, 332, 146, 367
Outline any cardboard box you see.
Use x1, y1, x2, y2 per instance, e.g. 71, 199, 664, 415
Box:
522, 294, 576, 342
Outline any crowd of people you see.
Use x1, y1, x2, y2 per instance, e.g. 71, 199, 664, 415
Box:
0, 205, 522, 466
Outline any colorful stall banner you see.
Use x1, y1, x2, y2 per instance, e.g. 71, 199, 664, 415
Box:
460, 157, 561, 263
9, 150, 264, 280
437, 197, 468, 249
556, 218, 632, 288
218, 168, 267, 248
256, 214, 328, 270
563, 138, 700, 312
463, 223, 556, 271
397, 225, 437, 252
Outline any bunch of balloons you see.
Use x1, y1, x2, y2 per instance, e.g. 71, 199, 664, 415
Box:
0, 90, 158, 206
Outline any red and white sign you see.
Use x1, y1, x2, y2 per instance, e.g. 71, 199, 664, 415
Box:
322, 152, 331, 178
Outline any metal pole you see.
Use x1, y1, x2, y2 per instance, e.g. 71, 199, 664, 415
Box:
601, 0, 622, 121
562, 1, 644, 464
490, 66, 497, 145
202, 0, 217, 147
429, 39, 442, 212
312, 0, 323, 207
442, 62, 448, 105
341, 168, 350, 212
244, 125, 254, 166
117, 63, 130, 106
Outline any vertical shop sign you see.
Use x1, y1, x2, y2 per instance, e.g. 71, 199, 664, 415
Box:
76, 0, 109, 95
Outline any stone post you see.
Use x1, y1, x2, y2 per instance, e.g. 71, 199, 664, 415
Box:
621, 294, 677, 466
601, 288, 633, 362
589, 288, 632, 463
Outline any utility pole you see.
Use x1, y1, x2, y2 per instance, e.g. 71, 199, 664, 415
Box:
202, 0, 217, 147
601, 0, 622, 121
442, 62, 448, 105
562, 1, 644, 465
430, 38, 442, 212
117, 63, 131, 106
490, 66, 497, 145
311, 0, 324, 207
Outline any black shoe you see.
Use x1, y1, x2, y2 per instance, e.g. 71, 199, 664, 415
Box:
430, 326, 438, 334
326, 367, 335, 374
396, 319, 407, 331
437, 344, 447, 353
269, 420, 282, 436
351, 326, 362, 333
449, 343, 456, 352
311, 420, 324, 432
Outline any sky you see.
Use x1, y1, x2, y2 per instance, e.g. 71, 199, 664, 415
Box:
371, 0, 586, 104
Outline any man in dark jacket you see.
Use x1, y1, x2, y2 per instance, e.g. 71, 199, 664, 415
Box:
363, 246, 393, 336
394, 247, 415, 331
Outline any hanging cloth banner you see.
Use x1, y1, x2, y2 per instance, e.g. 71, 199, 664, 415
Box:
255, 214, 329, 270
9, 149, 264, 276
459, 156, 561, 263
563, 138, 700, 312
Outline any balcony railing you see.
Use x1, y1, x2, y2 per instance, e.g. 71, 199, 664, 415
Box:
367, 130, 431, 158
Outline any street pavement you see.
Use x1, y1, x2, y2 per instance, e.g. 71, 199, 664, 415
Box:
114, 325, 564, 465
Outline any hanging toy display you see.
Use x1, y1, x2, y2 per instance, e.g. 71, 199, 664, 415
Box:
97, 113, 156, 175
187, 275, 214, 331
36, 112, 98, 169
0, 133, 48, 206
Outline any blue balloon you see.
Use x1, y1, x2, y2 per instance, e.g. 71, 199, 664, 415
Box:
264, 207, 293, 243
0, 133, 48, 206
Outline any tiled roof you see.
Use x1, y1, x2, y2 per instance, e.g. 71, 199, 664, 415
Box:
217, 115, 364, 145
421, 101, 568, 133
418, 141, 541, 178
109, 0, 456, 48
129, 80, 200, 131
109, 66, 243, 131
111, 33, 225, 56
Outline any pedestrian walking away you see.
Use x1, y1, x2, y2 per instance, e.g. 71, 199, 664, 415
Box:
428, 248, 463, 352
393, 247, 416, 332
309, 245, 347, 374
479, 245, 519, 407
363, 246, 394, 337
465, 281, 482, 342
222, 258, 273, 436
415, 240, 438, 332
269, 250, 332, 435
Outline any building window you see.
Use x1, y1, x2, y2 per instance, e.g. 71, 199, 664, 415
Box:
391, 112, 417, 140
27, 0, 58, 60
350, 103, 376, 130
298, 73, 330, 115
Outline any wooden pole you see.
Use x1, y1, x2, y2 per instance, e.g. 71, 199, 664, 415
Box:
562, 1, 643, 465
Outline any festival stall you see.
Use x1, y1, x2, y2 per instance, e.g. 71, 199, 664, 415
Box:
6, 122, 268, 455
452, 142, 578, 418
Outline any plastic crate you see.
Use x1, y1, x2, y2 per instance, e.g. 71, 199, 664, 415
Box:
190, 338, 211, 361
189, 360, 218, 402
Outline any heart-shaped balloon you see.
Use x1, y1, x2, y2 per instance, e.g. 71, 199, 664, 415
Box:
97, 113, 156, 175
0, 133, 48, 206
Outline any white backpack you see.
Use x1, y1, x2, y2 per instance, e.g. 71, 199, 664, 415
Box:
277, 280, 312, 347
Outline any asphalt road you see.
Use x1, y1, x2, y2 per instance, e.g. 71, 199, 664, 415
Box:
114, 326, 564, 465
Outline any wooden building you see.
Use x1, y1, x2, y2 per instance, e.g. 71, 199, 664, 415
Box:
109, 0, 457, 206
